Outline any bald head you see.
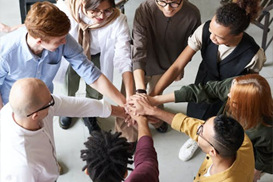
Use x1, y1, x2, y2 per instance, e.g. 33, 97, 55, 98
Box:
9, 78, 50, 117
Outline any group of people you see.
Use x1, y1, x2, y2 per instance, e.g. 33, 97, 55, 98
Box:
0, 0, 272, 182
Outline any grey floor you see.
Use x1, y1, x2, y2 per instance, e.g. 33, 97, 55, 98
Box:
0, 0, 273, 181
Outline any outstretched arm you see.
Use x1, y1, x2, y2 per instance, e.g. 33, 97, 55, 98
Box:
110, 105, 126, 119
133, 69, 146, 91
90, 74, 126, 106
131, 6, 148, 91
148, 77, 234, 106
122, 71, 134, 99
150, 46, 196, 96
128, 113, 151, 140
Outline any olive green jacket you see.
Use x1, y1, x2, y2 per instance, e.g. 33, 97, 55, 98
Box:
174, 78, 273, 173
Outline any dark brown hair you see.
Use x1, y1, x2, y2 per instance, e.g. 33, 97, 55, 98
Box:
216, 0, 260, 35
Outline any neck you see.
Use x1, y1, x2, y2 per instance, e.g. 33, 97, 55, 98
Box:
210, 155, 236, 175
12, 112, 41, 131
26, 33, 43, 56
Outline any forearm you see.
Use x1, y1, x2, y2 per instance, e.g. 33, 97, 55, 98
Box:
90, 74, 126, 106
153, 93, 175, 105
122, 71, 134, 98
147, 107, 175, 125
151, 46, 196, 95
133, 69, 146, 90
137, 116, 151, 140
110, 105, 126, 119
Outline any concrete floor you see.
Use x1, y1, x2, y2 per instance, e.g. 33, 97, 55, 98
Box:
0, 0, 273, 181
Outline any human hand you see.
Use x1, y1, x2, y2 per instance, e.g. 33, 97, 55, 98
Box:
253, 169, 262, 182
0, 23, 12, 33
126, 94, 154, 116
0, 23, 24, 33
115, 106, 127, 119
124, 114, 137, 127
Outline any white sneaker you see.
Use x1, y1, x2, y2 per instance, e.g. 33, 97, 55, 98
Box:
178, 138, 199, 161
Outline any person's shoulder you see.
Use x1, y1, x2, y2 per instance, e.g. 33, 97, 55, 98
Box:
1, 103, 12, 117
183, 1, 201, 16
136, 0, 157, 13
0, 27, 26, 46
0, 27, 27, 60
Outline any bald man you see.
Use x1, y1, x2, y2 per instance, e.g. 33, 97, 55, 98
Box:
0, 78, 125, 182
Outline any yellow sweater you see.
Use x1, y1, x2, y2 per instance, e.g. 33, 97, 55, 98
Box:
171, 113, 255, 182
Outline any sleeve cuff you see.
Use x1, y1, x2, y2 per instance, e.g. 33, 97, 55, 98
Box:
99, 99, 112, 118
171, 113, 188, 132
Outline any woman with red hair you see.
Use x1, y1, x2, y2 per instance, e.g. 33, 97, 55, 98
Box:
143, 74, 272, 182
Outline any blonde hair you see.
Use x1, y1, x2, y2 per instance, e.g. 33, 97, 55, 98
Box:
225, 74, 273, 130
24, 1, 70, 42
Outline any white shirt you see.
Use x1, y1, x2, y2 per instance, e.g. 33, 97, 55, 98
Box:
188, 23, 266, 73
56, 0, 132, 82
1, 95, 111, 182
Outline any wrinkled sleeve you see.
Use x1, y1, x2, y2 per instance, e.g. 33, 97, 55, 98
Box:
131, 6, 147, 72
188, 23, 204, 52
52, 94, 111, 118
245, 48, 266, 73
113, 15, 132, 74
63, 34, 101, 85
174, 77, 233, 103
171, 113, 204, 142
246, 127, 273, 172
125, 136, 159, 182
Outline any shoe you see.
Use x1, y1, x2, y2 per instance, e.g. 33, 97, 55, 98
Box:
57, 161, 67, 175
178, 138, 199, 161
83, 117, 101, 134
59, 117, 72, 129
58, 162, 63, 175
155, 122, 168, 133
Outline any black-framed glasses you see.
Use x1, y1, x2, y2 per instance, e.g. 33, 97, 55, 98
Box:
27, 95, 55, 117
90, 7, 114, 18
196, 123, 220, 154
155, 0, 183, 8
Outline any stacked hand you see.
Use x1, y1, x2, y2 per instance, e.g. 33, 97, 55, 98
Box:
125, 94, 160, 127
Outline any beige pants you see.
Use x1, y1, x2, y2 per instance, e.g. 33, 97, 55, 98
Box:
115, 74, 164, 142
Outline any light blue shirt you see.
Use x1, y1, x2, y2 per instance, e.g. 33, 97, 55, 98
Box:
0, 27, 101, 104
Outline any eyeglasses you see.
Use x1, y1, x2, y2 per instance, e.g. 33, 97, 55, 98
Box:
90, 7, 114, 18
27, 95, 55, 117
196, 123, 220, 154
155, 0, 183, 8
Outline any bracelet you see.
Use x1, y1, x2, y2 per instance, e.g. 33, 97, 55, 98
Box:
136, 89, 147, 94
